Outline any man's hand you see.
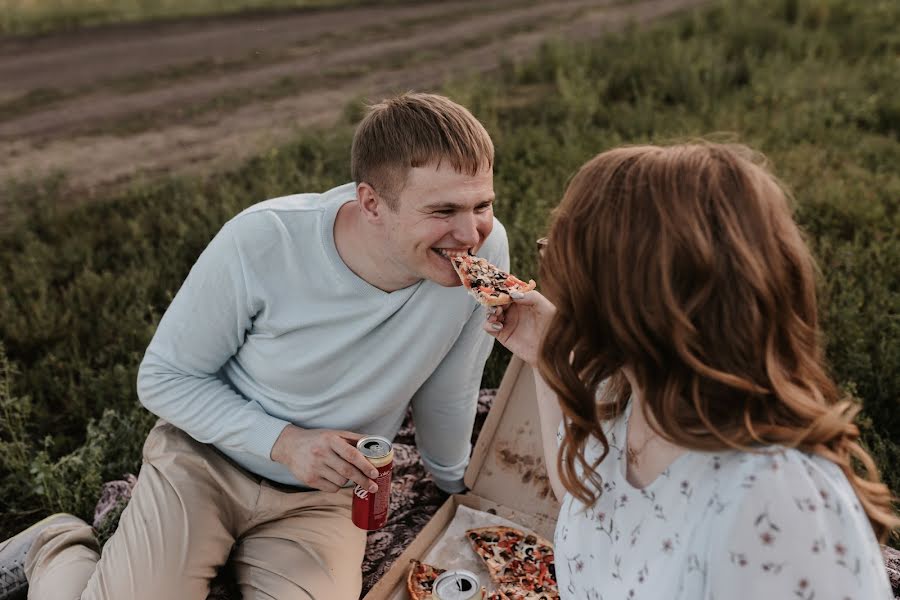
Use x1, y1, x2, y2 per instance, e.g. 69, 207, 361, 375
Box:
270, 425, 379, 493
483, 290, 556, 367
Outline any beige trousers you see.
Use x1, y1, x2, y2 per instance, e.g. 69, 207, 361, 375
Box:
24, 420, 367, 600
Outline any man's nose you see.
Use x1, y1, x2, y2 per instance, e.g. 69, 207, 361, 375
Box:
452, 212, 482, 247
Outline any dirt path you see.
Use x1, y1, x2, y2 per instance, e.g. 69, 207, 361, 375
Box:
0, 0, 708, 200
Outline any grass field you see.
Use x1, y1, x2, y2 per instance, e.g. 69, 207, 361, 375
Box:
0, 0, 411, 35
1, 0, 898, 544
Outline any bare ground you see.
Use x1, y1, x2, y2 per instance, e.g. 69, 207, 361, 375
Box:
0, 0, 708, 202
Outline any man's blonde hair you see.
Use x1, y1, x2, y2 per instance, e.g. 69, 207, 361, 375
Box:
350, 92, 494, 209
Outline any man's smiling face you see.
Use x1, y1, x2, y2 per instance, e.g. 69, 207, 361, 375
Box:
380, 162, 495, 288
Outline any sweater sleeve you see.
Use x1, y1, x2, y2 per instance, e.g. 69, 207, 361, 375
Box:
136, 216, 290, 460
705, 452, 893, 600
410, 221, 510, 493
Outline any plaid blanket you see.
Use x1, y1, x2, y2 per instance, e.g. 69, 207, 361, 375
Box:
92, 389, 900, 599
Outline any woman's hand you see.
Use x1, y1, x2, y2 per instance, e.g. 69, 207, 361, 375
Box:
483, 290, 556, 367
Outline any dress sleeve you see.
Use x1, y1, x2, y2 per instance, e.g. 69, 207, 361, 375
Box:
705, 451, 893, 600
137, 213, 290, 460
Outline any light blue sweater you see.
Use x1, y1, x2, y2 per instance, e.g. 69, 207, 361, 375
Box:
137, 183, 509, 492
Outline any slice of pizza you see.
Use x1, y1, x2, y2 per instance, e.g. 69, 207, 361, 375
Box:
498, 583, 560, 600
406, 559, 445, 600
466, 527, 558, 587
485, 591, 512, 600
509, 532, 557, 591
449, 254, 536, 307
465, 526, 521, 581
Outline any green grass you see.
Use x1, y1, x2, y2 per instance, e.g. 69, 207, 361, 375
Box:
1, 0, 898, 544
0, 0, 416, 36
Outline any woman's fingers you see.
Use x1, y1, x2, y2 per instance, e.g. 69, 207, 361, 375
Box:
485, 306, 504, 319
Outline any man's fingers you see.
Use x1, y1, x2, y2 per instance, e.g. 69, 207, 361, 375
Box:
315, 467, 348, 493
333, 430, 380, 478
336, 430, 365, 443
332, 437, 380, 480
325, 454, 377, 492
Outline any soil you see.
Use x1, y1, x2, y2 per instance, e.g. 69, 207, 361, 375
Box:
0, 0, 709, 202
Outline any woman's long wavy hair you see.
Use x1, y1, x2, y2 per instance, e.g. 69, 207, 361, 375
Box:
538, 142, 898, 542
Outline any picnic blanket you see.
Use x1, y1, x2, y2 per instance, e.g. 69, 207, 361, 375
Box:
91, 389, 900, 599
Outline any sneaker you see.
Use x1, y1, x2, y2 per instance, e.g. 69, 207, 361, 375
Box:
0, 514, 84, 600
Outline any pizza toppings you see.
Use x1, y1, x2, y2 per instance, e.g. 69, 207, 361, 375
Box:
445, 253, 536, 307
497, 585, 559, 600
465, 526, 558, 599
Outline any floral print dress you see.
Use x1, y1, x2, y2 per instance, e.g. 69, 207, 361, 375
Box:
553, 403, 893, 600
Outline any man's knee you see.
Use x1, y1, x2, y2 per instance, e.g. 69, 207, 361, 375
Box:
236, 564, 357, 600
232, 533, 364, 600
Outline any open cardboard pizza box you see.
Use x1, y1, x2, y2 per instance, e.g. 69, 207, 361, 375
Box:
363, 355, 561, 599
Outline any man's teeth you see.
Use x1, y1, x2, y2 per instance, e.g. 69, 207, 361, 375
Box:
437, 249, 469, 257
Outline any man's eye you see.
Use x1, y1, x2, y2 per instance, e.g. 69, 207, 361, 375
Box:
434, 210, 454, 216
476, 204, 493, 213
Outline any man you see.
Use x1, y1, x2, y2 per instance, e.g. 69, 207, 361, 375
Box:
0, 92, 508, 600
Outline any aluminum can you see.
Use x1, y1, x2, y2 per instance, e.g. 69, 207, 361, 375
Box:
351, 435, 393, 530
432, 570, 483, 600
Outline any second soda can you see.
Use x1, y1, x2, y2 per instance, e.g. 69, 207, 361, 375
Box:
351, 435, 393, 530
432, 570, 483, 600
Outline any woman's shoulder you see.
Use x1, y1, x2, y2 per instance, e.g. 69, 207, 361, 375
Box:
708, 447, 869, 529
696, 447, 892, 598
715, 447, 859, 508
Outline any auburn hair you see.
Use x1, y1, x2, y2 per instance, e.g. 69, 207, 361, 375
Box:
537, 142, 899, 542
350, 92, 493, 209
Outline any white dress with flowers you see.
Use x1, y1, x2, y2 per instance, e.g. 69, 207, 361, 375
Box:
553, 403, 893, 600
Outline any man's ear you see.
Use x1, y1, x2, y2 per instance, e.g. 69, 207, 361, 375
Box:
356, 182, 383, 223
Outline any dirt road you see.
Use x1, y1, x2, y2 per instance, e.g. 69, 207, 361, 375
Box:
0, 0, 707, 199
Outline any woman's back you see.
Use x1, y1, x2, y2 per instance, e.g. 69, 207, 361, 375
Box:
484, 142, 899, 599
555, 403, 893, 599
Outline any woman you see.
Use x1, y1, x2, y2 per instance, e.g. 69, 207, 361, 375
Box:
485, 143, 897, 599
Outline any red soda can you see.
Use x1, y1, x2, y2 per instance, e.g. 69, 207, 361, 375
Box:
351, 435, 393, 530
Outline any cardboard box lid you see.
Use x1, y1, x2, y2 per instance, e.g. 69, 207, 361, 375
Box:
464, 355, 561, 521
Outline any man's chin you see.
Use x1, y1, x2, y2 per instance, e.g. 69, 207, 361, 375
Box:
434, 277, 463, 288
429, 267, 464, 288
421, 266, 461, 287
425, 252, 464, 287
